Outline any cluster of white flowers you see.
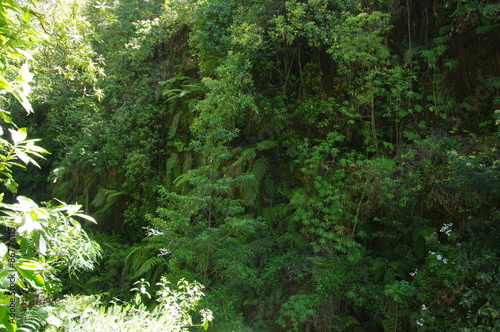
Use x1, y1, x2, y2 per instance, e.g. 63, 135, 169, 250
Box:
415, 305, 428, 327
429, 251, 448, 264
200, 308, 214, 323
410, 268, 418, 277
440, 223, 453, 236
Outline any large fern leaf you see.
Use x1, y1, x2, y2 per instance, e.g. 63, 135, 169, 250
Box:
243, 158, 269, 205
232, 147, 256, 168
17, 306, 51, 332
168, 112, 182, 139
133, 256, 166, 279
256, 140, 278, 151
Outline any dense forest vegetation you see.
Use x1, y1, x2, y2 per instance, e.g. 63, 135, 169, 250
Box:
1, 0, 499, 331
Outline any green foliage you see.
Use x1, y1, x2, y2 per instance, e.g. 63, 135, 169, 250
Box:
0, 3, 102, 330
276, 293, 319, 331
16, 306, 50, 332
31, 0, 105, 99
123, 236, 168, 282
43, 277, 213, 332
0, 196, 102, 330
6, 0, 499, 331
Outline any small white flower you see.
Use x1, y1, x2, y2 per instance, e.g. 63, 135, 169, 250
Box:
440, 223, 453, 233
159, 248, 171, 256
200, 309, 214, 322
410, 269, 418, 277
421, 304, 427, 310
143, 227, 163, 236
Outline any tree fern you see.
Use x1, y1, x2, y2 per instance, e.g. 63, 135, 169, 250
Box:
134, 256, 166, 279
124, 240, 168, 282
232, 147, 256, 168
252, 158, 269, 182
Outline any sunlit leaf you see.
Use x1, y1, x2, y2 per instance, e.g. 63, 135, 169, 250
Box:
0, 243, 7, 257
17, 259, 43, 271
0, 77, 10, 91
9, 128, 27, 145
75, 213, 97, 224
32, 274, 44, 288
0, 110, 12, 123
4, 178, 18, 193
14, 148, 30, 164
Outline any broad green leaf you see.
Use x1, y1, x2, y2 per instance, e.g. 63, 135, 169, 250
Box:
0, 294, 14, 305
17, 196, 37, 209
9, 128, 27, 145
23, 140, 49, 154
65, 204, 82, 216
21, 7, 30, 23
75, 213, 97, 224
10, 88, 33, 114
13, 149, 29, 165
0, 110, 12, 124
0, 270, 12, 289
16, 259, 43, 271
19, 238, 32, 256
31, 231, 46, 255
0, 77, 10, 91
16, 266, 35, 280
32, 274, 44, 288
4, 179, 18, 194
17, 213, 40, 234
0, 304, 17, 332
15, 278, 27, 290
15, 63, 33, 84
0, 243, 7, 257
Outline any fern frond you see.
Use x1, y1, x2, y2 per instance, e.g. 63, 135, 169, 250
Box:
173, 173, 190, 187
124, 239, 169, 281
256, 140, 278, 151
183, 152, 193, 173
232, 147, 256, 168
133, 256, 166, 279
252, 158, 269, 182
243, 179, 258, 205
166, 153, 179, 176
17, 306, 51, 332
168, 112, 182, 139
91, 188, 125, 208
230, 146, 243, 157
241, 158, 269, 205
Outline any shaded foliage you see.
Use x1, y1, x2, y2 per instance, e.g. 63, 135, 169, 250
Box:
11, 0, 500, 331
